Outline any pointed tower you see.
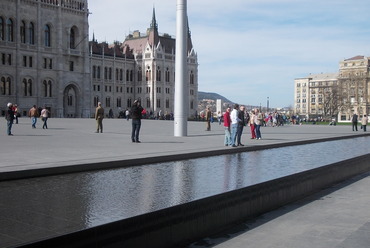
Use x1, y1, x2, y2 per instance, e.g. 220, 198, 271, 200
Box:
147, 7, 160, 47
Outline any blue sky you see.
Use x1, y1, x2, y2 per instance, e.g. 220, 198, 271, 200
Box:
88, 0, 370, 108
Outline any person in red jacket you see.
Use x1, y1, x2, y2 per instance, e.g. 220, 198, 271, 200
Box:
223, 107, 231, 146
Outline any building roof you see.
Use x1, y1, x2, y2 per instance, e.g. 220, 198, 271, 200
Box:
344, 55, 365, 61
89, 40, 134, 59
307, 72, 338, 81
122, 8, 193, 55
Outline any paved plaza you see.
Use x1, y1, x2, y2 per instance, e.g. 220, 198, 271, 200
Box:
0, 118, 370, 248
0, 118, 366, 178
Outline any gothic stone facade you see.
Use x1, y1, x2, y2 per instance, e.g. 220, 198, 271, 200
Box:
0, 1, 198, 118
0, 0, 90, 118
89, 10, 198, 118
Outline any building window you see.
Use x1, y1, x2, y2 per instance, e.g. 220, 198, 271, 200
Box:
116, 68, 119, 81
20, 21, 26, 43
190, 100, 194, 110
156, 99, 161, 108
68, 95, 73, 106
104, 67, 108, 80
69, 61, 74, 71
156, 87, 161, 93
29, 57, 33, 67
6, 19, 13, 42
127, 98, 132, 108
94, 96, 99, 107
0, 17, 4, 40
137, 87, 142, 94
146, 87, 151, 93
29, 22, 34, 45
120, 69, 123, 81
165, 68, 170, 82
138, 68, 142, 81
117, 97, 122, 108
23, 56, 27, 67
156, 67, 161, 81
44, 24, 51, 47
190, 71, 194, 84
97, 66, 101, 79
146, 98, 151, 108
146, 69, 151, 81
93, 66, 96, 78
106, 97, 111, 108
23, 79, 28, 96
166, 99, 170, 108
109, 67, 112, 80
70, 27, 75, 49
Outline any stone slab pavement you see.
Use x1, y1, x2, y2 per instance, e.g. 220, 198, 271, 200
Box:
189, 172, 370, 248
0, 118, 367, 179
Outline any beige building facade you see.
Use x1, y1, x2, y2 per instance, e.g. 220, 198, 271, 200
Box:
294, 56, 370, 121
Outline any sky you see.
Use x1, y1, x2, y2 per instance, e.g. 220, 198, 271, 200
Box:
88, 0, 370, 108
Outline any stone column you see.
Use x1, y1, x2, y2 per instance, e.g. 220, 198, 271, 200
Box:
174, 0, 188, 136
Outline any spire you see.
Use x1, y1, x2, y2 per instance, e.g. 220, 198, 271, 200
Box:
92, 31, 95, 42
150, 7, 158, 30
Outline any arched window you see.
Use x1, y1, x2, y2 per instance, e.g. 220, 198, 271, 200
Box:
0, 77, 5, 95
27, 79, 32, 96
146, 98, 151, 108
44, 24, 51, 47
104, 67, 108, 80
20, 21, 26, 43
29, 22, 35, 44
190, 71, 194, 84
23, 79, 28, 96
119, 69, 123, 81
116, 97, 121, 107
6, 19, 13, 42
156, 67, 161, 81
97, 66, 101, 79
6, 77, 11, 95
94, 96, 99, 107
70, 27, 75, 49
165, 68, 170, 82
115, 68, 119, 81
127, 98, 132, 108
43, 80, 48, 97
48, 80, 52, 97
138, 67, 142, 81
0, 17, 4, 40
146, 69, 151, 82
126, 69, 130, 81
92, 66, 96, 78
106, 97, 111, 107
109, 67, 112, 80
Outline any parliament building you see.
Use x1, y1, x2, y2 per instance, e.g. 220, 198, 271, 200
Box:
0, 0, 198, 118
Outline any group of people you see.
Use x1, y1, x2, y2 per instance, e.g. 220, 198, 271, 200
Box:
5, 103, 50, 135
351, 113, 368, 132
223, 104, 263, 147
95, 100, 144, 143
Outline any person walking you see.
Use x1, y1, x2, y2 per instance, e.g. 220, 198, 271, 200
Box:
205, 107, 212, 131
125, 109, 130, 121
13, 104, 19, 124
255, 108, 263, 140
40, 106, 50, 129
361, 114, 368, 132
217, 111, 222, 125
5, 103, 15, 135
236, 105, 246, 146
249, 110, 256, 139
95, 102, 104, 133
351, 113, 358, 131
223, 107, 232, 146
230, 104, 240, 147
28, 105, 39, 128
131, 99, 143, 143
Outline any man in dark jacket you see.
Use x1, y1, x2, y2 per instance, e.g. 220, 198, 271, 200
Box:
131, 100, 143, 143
236, 105, 246, 146
5, 102, 15, 136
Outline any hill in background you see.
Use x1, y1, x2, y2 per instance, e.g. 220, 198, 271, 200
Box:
198, 91, 233, 103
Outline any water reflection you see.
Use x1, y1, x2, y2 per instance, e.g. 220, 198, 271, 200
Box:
1, 137, 369, 229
